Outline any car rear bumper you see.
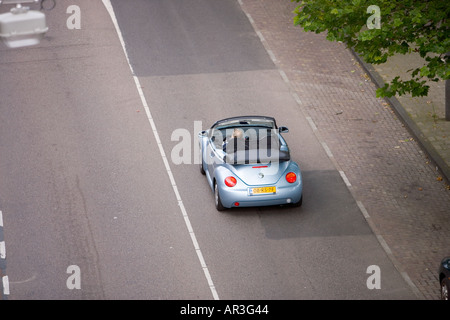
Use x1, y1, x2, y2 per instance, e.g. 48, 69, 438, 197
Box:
219, 183, 302, 208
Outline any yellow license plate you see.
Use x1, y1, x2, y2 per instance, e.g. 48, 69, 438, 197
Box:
249, 186, 276, 195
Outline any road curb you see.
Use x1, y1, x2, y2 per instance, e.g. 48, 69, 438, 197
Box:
350, 50, 450, 184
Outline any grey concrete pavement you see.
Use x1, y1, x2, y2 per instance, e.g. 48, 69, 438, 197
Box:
239, 0, 450, 300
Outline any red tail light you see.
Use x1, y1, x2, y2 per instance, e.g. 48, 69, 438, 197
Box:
286, 172, 297, 183
225, 176, 237, 187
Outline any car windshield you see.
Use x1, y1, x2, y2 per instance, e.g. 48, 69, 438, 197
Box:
213, 117, 276, 130
209, 126, 289, 164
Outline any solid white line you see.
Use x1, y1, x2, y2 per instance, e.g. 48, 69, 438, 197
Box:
0, 241, 5, 260
339, 171, 352, 188
102, 0, 219, 301
2, 276, 9, 296
0, 210, 3, 227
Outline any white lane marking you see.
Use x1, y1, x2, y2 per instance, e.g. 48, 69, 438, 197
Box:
246, 13, 254, 25
267, 49, 277, 63
356, 201, 370, 219
339, 170, 352, 188
292, 93, 302, 105
306, 116, 317, 132
376, 235, 393, 256
0, 211, 4, 260
2, 276, 9, 296
0, 242, 5, 260
256, 30, 265, 42
321, 142, 334, 158
279, 69, 289, 83
102, 0, 219, 301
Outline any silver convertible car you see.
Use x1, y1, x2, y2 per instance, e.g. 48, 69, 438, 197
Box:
198, 116, 303, 211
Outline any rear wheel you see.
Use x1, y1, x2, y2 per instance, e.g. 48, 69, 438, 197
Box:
214, 181, 225, 211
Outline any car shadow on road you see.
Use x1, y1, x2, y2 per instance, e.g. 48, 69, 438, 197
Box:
224, 170, 373, 240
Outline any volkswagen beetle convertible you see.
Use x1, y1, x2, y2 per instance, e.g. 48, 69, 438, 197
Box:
198, 116, 303, 211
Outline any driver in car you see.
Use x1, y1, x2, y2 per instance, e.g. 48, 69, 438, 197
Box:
222, 128, 245, 152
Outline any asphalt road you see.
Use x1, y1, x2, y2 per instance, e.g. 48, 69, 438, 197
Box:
0, 0, 417, 300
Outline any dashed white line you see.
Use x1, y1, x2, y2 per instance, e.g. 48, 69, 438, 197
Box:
267, 50, 277, 63
376, 235, 393, 256
0, 210, 7, 298
102, 0, 219, 300
245, 13, 254, 24
321, 142, 334, 158
0, 242, 5, 260
2, 276, 9, 296
292, 93, 302, 106
256, 31, 265, 42
279, 69, 289, 83
339, 171, 352, 188
306, 116, 318, 132
356, 201, 370, 219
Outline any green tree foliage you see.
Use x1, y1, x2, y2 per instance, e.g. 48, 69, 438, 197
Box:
292, 0, 449, 98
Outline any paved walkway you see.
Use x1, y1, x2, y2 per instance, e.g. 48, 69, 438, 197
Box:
239, 0, 450, 300
361, 53, 450, 183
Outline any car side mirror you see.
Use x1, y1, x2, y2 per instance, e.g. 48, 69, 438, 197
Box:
279, 126, 289, 133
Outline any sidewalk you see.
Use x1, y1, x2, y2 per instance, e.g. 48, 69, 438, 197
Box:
239, 0, 450, 300
355, 52, 450, 184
